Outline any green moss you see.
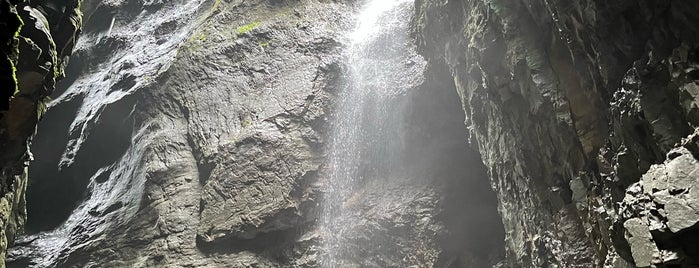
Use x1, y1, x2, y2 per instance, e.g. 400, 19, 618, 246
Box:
242, 118, 252, 128
189, 32, 207, 43
10, 12, 24, 98
184, 30, 209, 53
259, 41, 269, 47
13, 15, 23, 39
211, 0, 221, 13
178, 0, 223, 55
10, 59, 18, 97
236, 21, 261, 35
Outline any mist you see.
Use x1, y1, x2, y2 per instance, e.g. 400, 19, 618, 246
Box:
2, 0, 699, 267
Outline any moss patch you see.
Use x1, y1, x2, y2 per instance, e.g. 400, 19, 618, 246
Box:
236, 21, 260, 35
189, 32, 208, 43
211, 0, 221, 13
1, 10, 24, 110
242, 118, 252, 128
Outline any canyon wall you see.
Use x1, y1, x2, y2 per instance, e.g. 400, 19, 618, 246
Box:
7, 0, 502, 267
0, 0, 81, 265
3, 0, 699, 267
413, 0, 699, 267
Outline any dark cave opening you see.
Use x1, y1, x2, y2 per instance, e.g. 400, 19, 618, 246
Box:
405, 70, 506, 266
25, 93, 136, 233
25, 95, 82, 233
329, 58, 507, 266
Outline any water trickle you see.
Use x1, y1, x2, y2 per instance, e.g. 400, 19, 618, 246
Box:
322, 0, 418, 266
9, 0, 209, 265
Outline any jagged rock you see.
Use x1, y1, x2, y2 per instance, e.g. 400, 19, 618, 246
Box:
622, 218, 659, 267
1, 0, 698, 266
7, 0, 504, 266
11, 0, 353, 266
413, 0, 699, 267
617, 130, 699, 267
0, 0, 81, 266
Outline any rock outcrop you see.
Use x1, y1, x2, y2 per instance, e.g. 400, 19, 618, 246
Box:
618, 130, 699, 267
7, 0, 505, 266
4, 0, 698, 266
0, 0, 81, 265
414, 0, 699, 267
10, 0, 351, 266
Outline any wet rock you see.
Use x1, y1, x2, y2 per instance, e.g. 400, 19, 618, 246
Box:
6, 0, 506, 266
10, 0, 352, 266
413, 0, 699, 266
2, 0, 697, 266
0, 0, 82, 265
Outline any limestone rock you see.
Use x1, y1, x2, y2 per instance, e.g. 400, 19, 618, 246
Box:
8, 1, 504, 266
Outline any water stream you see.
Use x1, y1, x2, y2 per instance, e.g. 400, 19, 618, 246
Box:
322, 0, 417, 265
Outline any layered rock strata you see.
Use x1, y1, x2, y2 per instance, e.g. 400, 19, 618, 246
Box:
413, 0, 699, 267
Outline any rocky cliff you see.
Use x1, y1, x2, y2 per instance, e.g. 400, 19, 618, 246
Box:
7, 0, 503, 266
10, 0, 350, 266
0, 0, 81, 265
414, 0, 699, 267
2, 0, 699, 267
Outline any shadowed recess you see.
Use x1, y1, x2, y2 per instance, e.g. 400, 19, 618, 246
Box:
26, 94, 136, 232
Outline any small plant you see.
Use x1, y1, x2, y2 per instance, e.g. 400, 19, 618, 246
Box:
236, 21, 261, 35
259, 41, 269, 47
10, 61, 18, 97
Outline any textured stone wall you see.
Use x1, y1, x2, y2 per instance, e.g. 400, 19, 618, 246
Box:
0, 0, 81, 265
7, 0, 505, 266
9, 0, 351, 266
414, 0, 699, 267
7, 0, 696, 266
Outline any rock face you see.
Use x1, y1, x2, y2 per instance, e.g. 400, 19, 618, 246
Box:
618, 130, 699, 267
7, 0, 504, 267
10, 0, 351, 266
0, 0, 81, 265
4, 0, 698, 266
413, 0, 699, 267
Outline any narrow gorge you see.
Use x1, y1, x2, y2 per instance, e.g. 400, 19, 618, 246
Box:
0, 0, 698, 267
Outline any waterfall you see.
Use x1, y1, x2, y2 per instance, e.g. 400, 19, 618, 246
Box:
322, 0, 416, 266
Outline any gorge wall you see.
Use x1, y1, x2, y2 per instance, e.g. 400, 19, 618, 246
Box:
414, 0, 699, 267
0, 0, 81, 265
7, 0, 503, 267
1, 0, 698, 267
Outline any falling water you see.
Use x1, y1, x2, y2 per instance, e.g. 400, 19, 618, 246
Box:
7, 0, 209, 265
323, 0, 418, 266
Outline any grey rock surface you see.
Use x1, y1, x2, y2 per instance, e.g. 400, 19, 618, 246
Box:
10, 0, 351, 266
0, 0, 82, 265
8, 0, 502, 266
413, 0, 699, 267
618, 129, 699, 267
4, 0, 698, 266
